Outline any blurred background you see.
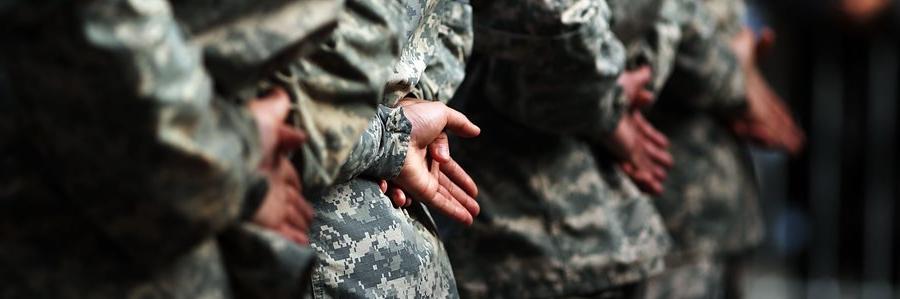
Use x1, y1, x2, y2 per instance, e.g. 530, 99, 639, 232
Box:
739, 0, 900, 298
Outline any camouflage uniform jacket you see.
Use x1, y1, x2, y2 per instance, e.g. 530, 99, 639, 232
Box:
608, 0, 690, 92
0, 0, 399, 297
307, 0, 473, 298
648, 0, 764, 261
442, 0, 671, 297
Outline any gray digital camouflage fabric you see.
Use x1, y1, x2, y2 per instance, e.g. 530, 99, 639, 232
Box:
608, 0, 693, 92
306, 0, 473, 297
655, 0, 748, 117
648, 0, 763, 269
0, 0, 399, 297
442, 0, 671, 297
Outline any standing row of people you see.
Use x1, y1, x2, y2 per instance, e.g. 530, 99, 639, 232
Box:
0, 0, 802, 298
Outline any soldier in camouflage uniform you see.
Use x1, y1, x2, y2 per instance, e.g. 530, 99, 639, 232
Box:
441, 0, 679, 297
305, 0, 480, 297
643, 0, 803, 297
0, 0, 402, 297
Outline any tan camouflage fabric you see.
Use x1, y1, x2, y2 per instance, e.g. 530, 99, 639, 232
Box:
648, 0, 764, 260
0, 0, 399, 297
306, 0, 473, 297
442, 0, 672, 297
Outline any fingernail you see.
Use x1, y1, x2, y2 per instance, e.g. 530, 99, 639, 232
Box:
440, 146, 450, 158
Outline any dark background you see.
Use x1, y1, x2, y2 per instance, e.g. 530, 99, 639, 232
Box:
742, 1, 900, 298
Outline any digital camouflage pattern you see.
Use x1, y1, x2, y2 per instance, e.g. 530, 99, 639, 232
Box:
464, 0, 628, 138
267, 0, 401, 197
608, 0, 694, 92
308, 108, 456, 298
442, 0, 671, 297
655, 0, 748, 117
0, 0, 399, 297
306, 0, 473, 297
648, 0, 763, 267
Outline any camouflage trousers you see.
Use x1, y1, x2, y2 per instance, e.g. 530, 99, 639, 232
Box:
308, 178, 459, 298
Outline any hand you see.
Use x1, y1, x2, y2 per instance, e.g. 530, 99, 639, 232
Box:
253, 157, 314, 245
247, 88, 314, 245
617, 65, 655, 108
731, 67, 806, 155
391, 99, 481, 225
607, 111, 673, 195
379, 179, 412, 208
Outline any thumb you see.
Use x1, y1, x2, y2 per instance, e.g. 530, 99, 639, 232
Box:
276, 125, 307, 154
632, 89, 656, 109
249, 88, 292, 124
429, 132, 452, 163
443, 107, 481, 138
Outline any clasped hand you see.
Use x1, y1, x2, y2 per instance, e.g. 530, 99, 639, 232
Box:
380, 99, 481, 226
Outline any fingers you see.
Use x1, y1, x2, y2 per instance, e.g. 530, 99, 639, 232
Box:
633, 112, 670, 148
276, 125, 307, 154
296, 193, 314, 222
443, 107, 481, 138
651, 166, 667, 182
429, 133, 452, 163
284, 187, 310, 229
430, 186, 474, 226
402, 191, 413, 207
645, 142, 674, 169
632, 89, 656, 109
636, 171, 663, 195
395, 161, 441, 206
439, 159, 478, 198
389, 186, 407, 208
277, 158, 302, 190
379, 179, 389, 194
439, 171, 480, 217
393, 161, 475, 224
621, 163, 663, 196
